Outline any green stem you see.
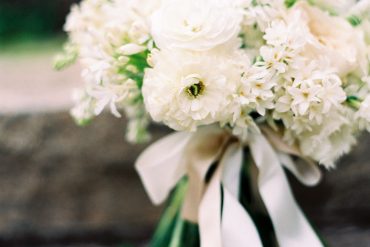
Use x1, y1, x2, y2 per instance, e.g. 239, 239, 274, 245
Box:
347, 96, 362, 110
169, 214, 185, 247
150, 178, 188, 247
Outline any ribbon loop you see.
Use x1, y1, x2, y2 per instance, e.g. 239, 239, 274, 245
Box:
136, 127, 324, 247
135, 131, 192, 205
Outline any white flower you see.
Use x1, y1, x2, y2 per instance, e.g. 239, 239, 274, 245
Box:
260, 46, 290, 74
87, 80, 137, 117
238, 66, 275, 116
142, 50, 242, 131
263, 14, 308, 50
150, 0, 243, 52
291, 2, 368, 76
64, 0, 109, 36
312, 0, 357, 15
317, 73, 347, 113
70, 89, 96, 125
63, 0, 370, 161
288, 80, 321, 116
261, 11, 309, 73
244, 0, 286, 31
274, 59, 347, 135
347, 0, 370, 19
299, 111, 357, 168
118, 43, 146, 56
231, 113, 259, 142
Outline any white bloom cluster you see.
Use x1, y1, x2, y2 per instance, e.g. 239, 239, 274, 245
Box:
57, 0, 161, 143
59, 0, 370, 167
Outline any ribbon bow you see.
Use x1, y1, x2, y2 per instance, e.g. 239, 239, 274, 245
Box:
135, 127, 323, 247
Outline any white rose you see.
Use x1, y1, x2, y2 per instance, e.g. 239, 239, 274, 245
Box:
150, 0, 243, 52
291, 2, 368, 76
142, 49, 243, 131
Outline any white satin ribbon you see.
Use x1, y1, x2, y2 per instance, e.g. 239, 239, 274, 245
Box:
135, 128, 323, 247
249, 133, 323, 247
221, 143, 263, 247
135, 131, 192, 205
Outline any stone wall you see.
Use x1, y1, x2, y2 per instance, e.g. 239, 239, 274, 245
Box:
0, 55, 369, 246
0, 112, 370, 246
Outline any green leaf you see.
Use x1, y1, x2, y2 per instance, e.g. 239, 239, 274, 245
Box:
285, 0, 297, 8
117, 50, 150, 89
127, 50, 150, 71
347, 15, 362, 26
150, 178, 188, 247
169, 215, 185, 247
181, 222, 200, 247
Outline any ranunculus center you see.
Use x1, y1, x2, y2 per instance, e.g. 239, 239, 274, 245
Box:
186, 81, 204, 98
182, 19, 202, 33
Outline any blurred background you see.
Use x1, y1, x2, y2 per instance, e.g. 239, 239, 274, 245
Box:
0, 0, 370, 246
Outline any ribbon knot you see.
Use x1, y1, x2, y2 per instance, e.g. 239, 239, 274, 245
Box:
135, 127, 324, 247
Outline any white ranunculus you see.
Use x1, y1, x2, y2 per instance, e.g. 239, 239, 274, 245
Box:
292, 2, 368, 76
150, 0, 243, 52
142, 49, 243, 131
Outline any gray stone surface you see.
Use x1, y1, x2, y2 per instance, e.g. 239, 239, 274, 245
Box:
0, 112, 369, 246
0, 112, 167, 246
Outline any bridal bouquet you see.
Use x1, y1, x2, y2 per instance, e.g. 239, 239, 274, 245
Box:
56, 0, 370, 246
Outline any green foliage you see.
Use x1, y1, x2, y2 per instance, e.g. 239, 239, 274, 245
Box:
347, 96, 362, 109
118, 50, 150, 89
0, 0, 78, 44
285, 0, 297, 8
348, 15, 362, 27
150, 178, 191, 247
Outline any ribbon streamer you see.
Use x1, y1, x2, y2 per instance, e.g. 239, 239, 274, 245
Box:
135, 127, 323, 247
220, 143, 263, 247
249, 133, 323, 247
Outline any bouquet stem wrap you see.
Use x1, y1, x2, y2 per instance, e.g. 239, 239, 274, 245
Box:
136, 127, 324, 247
